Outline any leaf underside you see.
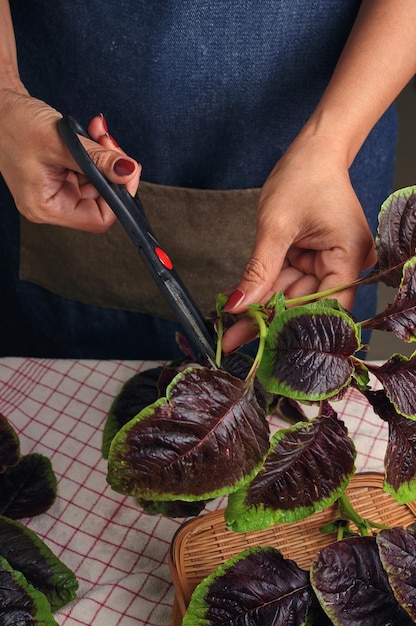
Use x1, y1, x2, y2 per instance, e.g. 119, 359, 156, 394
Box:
0, 454, 57, 519
182, 546, 314, 626
225, 411, 356, 531
0, 414, 20, 473
107, 366, 270, 501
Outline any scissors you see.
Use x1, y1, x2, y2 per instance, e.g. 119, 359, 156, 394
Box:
57, 115, 217, 367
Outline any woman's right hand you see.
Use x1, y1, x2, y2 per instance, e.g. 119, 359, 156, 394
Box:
0, 88, 140, 232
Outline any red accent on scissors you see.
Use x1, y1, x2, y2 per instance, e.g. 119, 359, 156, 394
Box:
155, 247, 173, 270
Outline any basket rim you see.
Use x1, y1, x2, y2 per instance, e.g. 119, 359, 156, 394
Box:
169, 472, 416, 620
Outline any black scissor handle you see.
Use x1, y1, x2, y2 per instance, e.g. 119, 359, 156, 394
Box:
57, 115, 217, 366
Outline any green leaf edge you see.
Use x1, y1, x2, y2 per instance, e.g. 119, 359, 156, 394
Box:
225, 420, 357, 532
383, 474, 416, 505
0, 515, 78, 612
107, 368, 270, 502
182, 546, 275, 626
257, 304, 361, 401
0, 554, 59, 625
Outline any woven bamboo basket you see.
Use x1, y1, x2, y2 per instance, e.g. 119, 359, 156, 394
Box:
168, 473, 416, 625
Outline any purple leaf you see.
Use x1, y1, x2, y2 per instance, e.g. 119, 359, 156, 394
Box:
257, 303, 361, 401
0, 414, 20, 473
372, 187, 416, 288
183, 546, 316, 626
107, 366, 270, 501
367, 355, 416, 419
364, 389, 416, 503
363, 257, 416, 340
377, 526, 416, 621
311, 536, 413, 625
226, 411, 356, 531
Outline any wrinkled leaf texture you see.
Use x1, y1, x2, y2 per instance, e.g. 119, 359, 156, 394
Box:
102, 366, 164, 459
367, 355, 416, 419
0, 454, 57, 519
372, 186, 416, 288
257, 302, 361, 402
225, 410, 356, 531
182, 546, 315, 626
377, 524, 416, 621
364, 257, 416, 341
0, 555, 58, 625
364, 389, 416, 503
107, 366, 270, 501
311, 536, 413, 625
0, 413, 20, 472
0, 515, 78, 612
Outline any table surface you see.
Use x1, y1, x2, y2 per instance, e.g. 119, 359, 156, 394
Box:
0, 357, 389, 625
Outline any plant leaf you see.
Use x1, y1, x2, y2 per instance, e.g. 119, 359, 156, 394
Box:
0, 515, 78, 611
182, 546, 315, 626
372, 186, 416, 288
364, 389, 416, 503
377, 525, 416, 621
225, 411, 356, 531
0, 555, 58, 625
363, 257, 416, 341
0, 413, 20, 472
107, 366, 270, 501
257, 302, 361, 401
102, 366, 164, 459
311, 536, 413, 625
0, 454, 57, 519
366, 355, 416, 419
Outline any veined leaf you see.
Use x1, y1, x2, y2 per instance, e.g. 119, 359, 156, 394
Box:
0, 413, 20, 472
182, 546, 315, 626
107, 366, 270, 502
0, 454, 57, 519
363, 257, 416, 341
225, 411, 356, 531
102, 366, 164, 459
0, 515, 78, 611
367, 355, 416, 419
372, 186, 416, 288
377, 525, 416, 621
257, 302, 361, 401
364, 389, 416, 503
0, 555, 58, 625
311, 536, 413, 625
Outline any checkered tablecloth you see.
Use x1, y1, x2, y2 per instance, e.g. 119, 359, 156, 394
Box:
0, 358, 388, 625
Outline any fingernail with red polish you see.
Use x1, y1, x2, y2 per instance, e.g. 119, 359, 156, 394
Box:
100, 113, 108, 132
224, 289, 245, 312
114, 158, 135, 176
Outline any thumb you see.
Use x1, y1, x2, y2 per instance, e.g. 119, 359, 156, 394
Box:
224, 239, 288, 313
80, 136, 140, 186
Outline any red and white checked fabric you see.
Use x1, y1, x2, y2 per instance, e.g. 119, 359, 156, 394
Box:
0, 358, 388, 625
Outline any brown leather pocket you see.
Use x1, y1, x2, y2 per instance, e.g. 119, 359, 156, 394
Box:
19, 181, 260, 321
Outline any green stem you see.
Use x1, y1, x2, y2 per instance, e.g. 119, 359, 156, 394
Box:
215, 316, 224, 367
337, 494, 390, 537
245, 309, 268, 382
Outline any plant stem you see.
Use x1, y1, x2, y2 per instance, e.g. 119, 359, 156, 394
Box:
215, 316, 224, 367
245, 309, 268, 382
337, 494, 390, 537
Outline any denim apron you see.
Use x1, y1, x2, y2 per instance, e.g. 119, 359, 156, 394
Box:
2, 1, 397, 358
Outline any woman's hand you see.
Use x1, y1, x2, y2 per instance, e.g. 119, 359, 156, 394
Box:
222, 134, 377, 352
0, 89, 140, 232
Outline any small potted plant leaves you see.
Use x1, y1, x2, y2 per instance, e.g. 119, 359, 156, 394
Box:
103, 185, 416, 623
